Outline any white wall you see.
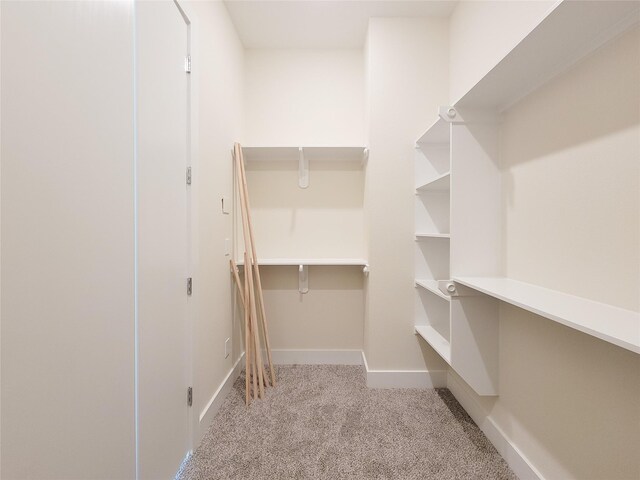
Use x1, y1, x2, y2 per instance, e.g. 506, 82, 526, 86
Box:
1, 2, 136, 478
181, 0, 245, 445
244, 163, 365, 260
2, 3, 247, 477
239, 49, 366, 353
261, 266, 364, 351
244, 49, 365, 145
501, 25, 639, 311
455, 26, 640, 480
449, 0, 556, 103
364, 18, 449, 371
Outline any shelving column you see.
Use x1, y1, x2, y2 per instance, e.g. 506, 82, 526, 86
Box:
413, 107, 502, 396
449, 107, 501, 396
414, 116, 452, 363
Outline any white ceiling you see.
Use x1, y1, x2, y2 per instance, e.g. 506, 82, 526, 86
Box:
224, 1, 458, 49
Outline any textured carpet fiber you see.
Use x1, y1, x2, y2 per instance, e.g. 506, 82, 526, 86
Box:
178, 365, 516, 480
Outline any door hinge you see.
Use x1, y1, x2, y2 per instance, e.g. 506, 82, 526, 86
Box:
187, 277, 192, 296
187, 387, 193, 407
185, 55, 191, 74
186, 166, 192, 185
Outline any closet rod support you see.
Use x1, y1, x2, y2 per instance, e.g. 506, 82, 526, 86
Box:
438, 280, 482, 297
298, 147, 309, 189
362, 148, 369, 166
299, 264, 309, 294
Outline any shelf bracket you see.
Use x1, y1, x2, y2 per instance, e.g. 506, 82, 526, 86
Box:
438, 280, 459, 297
362, 148, 369, 166
439, 106, 459, 123
298, 147, 309, 189
438, 105, 499, 125
438, 280, 481, 297
362, 265, 370, 276
298, 264, 309, 294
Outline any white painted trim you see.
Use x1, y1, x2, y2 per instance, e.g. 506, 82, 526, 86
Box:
271, 349, 363, 365
447, 371, 544, 480
197, 354, 244, 434
361, 351, 447, 389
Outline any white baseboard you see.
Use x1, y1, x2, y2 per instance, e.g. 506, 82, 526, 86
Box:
198, 353, 244, 432
446, 371, 544, 480
361, 351, 447, 389
271, 349, 363, 365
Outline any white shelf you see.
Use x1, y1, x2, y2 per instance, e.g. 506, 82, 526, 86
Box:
454, 1, 640, 111
242, 146, 367, 163
415, 325, 451, 364
416, 116, 449, 145
236, 257, 368, 266
416, 172, 450, 192
415, 279, 450, 302
415, 233, 450, 239
454, 277, 640, 354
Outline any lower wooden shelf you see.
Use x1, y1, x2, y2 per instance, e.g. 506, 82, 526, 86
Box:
415, 325, 451, 364
415, 233, 450, 239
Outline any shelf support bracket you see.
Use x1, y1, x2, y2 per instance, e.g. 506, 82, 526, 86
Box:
298, 147, 309, 189
439, 106, 459, 123
363, 265, 370, 276
361, 148, 369, 166
438, 280, 459, 297
439, 280, 482, 297
298, 264, 309, 294
438, 105, 499, 125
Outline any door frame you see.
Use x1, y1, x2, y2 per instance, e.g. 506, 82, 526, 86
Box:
134, 1, 194, 477
172, 0, 194, 462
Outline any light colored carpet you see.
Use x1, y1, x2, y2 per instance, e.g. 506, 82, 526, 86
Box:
178, 365, 516, 480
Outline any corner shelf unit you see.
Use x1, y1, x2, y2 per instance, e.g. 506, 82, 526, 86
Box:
413, 1, 640, 396
414, 109, 499, 396
414, 114, 458, 387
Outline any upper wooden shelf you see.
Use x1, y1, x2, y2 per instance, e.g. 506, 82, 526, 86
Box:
416, 116, 449, 145
454, 276, 640, 354
241, 146, 367, 163
236, 257, 368, 266
416, 3, 639, 149
453, 1, 640, 111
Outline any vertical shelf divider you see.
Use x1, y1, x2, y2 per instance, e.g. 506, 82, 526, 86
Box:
414, 108, 501, 396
